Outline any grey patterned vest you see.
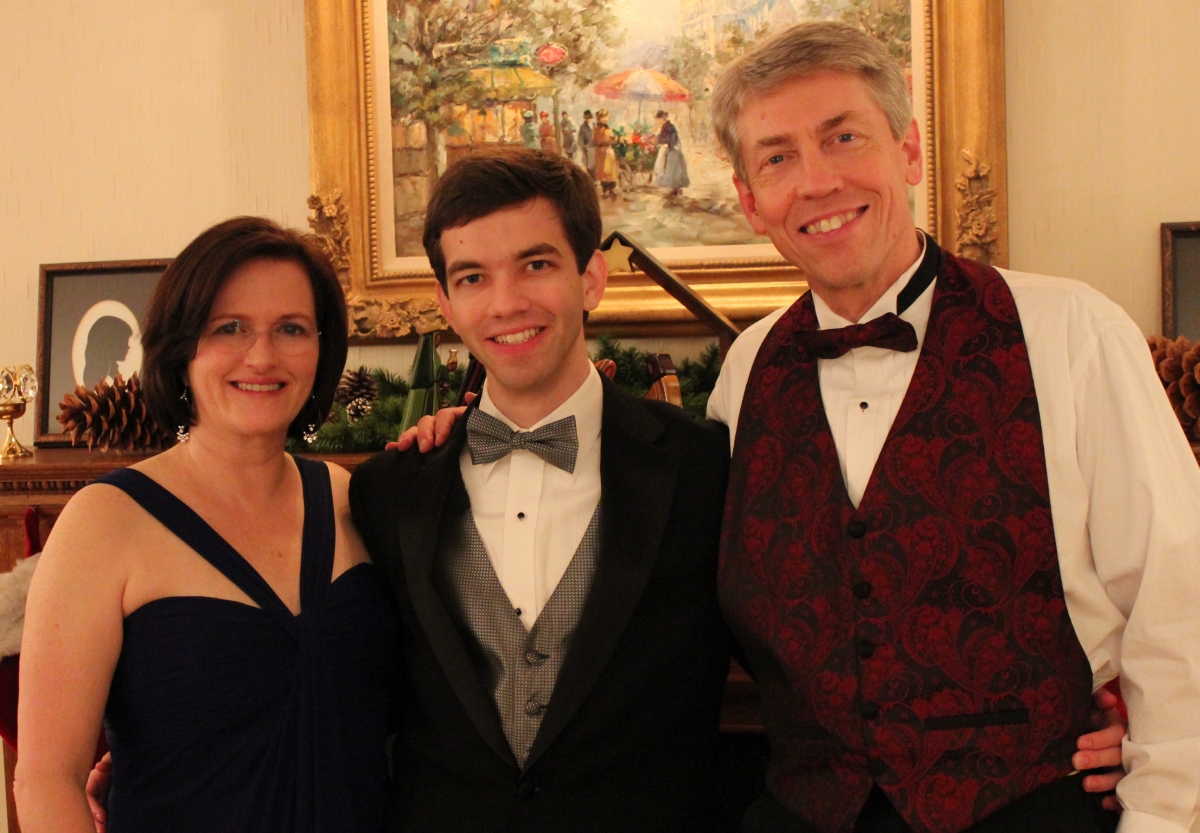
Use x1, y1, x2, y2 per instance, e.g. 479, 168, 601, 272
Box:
434, 504, 601, 767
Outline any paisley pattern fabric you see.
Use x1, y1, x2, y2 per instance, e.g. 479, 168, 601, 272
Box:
719, 245, 1095, 833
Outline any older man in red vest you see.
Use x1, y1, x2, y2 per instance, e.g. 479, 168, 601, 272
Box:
707, 21, 1200, 833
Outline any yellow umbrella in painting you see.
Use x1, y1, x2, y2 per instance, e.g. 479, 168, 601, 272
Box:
469, 66, 557, 101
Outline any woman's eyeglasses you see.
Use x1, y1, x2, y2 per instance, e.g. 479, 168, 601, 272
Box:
200, 320, 320, 356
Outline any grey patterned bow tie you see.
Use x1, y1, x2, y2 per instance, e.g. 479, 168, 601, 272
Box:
466, 409, 578, 473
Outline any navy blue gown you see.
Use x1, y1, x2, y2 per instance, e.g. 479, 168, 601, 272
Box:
95, 456, 399, 832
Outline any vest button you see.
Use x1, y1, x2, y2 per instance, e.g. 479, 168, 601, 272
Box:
855, 639, 876, 658
868, 759, 886, 778
861, 702, 880, 720
525, 649, 549, 666
852, 581, 873, 599
847, 519, 868, 538
517, 779, 537, 800
525, 697, 547, 717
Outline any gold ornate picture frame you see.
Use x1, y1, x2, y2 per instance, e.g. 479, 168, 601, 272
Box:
305, 0, 1008, 342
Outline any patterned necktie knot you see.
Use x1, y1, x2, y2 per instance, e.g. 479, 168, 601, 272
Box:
797, 312, 918, 359
466, 409, 579, 473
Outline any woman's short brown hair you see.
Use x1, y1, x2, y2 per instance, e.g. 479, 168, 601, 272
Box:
140, 216, 348, 440
422, 147, 601, 289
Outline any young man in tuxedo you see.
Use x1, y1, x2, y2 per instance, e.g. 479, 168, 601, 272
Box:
349, 147, 734, 832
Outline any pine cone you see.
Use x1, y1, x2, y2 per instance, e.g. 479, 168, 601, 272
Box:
1148, 335, 1199, 440
345, 396, 373, 423
56, 373, 174, 452
335, 367, 377, 407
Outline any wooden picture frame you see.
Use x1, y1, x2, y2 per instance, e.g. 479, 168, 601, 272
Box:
1162, 222, 1200, 340
305, 0, 1009, 341
34, 259, 171, 446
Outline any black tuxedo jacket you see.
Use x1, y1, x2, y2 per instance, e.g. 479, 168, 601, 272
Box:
350, 378, 733, 832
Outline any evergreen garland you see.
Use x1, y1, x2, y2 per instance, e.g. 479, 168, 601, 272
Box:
288, 337, 721, 454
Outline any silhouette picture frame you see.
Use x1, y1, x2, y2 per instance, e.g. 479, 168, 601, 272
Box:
35, 259, 170, 446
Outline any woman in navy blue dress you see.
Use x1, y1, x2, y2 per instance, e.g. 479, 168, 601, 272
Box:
17, 217, 399, 832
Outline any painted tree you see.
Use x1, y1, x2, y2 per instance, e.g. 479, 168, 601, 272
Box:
803, 0, 911, 65
388, 0, 621, 180
662, 36, 716, 140
522, 0, 623, 150
527, 0, 623, 97
388, 0, 534, 186
715, 19, 772, 67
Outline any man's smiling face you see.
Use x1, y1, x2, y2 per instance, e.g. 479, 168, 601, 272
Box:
733, 71, 922, 313
435, 197, 606, 424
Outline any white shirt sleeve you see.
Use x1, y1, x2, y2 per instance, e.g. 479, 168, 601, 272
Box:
1071, 316, 1200, 833
1008, 271, 1200, 833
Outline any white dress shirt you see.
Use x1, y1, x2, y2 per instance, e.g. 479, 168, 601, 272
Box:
460, 365, 603, 630
708, 244, 1200, 833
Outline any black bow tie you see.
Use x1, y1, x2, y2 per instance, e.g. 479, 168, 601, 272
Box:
466, 409, 579, 474
797, 312, 919, 359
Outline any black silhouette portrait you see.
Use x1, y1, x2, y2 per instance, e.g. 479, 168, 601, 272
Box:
83, 316, 134, 385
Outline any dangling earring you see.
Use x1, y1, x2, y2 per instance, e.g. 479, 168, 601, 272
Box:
176, 385, 191, 443
301, 393, 319, 444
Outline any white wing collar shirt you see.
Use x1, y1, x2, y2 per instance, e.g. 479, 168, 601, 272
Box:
460, 364, 604, 631
708, 232, 1200, 833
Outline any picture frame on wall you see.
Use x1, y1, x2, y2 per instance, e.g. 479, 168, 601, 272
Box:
34, 259, 171, 446
1162, 222, 1200, 340
303, 0, 1011, 341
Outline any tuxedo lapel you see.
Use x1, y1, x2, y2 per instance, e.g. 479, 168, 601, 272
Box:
524, 379, 681, 768
391, 420, 515, 767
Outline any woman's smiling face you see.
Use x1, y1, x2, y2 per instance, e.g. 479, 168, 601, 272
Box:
187, 257, 319, 442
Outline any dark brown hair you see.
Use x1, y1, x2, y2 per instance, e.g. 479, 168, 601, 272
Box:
422, 147, 602, 289
140, 216, 348, 439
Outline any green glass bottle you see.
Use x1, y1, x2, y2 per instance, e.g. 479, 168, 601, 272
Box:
399, 331, 441, 433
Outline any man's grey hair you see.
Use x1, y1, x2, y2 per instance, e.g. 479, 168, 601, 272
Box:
711, 21, 913, 183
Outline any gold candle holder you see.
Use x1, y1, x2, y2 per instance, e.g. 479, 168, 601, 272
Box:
0, 365, 38, 459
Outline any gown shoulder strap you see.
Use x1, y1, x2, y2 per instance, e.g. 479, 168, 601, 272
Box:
93, 467, 299, 628
291, 456, 336, 612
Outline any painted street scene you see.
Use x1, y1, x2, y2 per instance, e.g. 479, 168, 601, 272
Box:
387, 0, 911, 256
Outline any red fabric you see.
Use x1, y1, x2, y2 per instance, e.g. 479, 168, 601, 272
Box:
23, 506, 41, 559
0, 654, 18, 751
796, 312, 918, 359
719, 246, 1095, 833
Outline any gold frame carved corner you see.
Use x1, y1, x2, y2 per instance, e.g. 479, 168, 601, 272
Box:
954, 150, 999, 264
929, 0, 1009, 268
308, 191, 353, 293
347, 295, 446, 341
308, 189, 446, 341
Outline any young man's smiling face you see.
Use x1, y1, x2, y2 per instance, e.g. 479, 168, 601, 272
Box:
733, 70, 923, 320
435, 197, 607, 427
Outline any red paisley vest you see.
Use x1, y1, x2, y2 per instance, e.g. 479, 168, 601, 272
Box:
719, 243, 1094, 833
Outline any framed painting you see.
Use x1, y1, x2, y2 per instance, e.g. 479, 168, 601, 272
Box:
34, 260, 171, 446
305, 0, 1008, 341
1162, 222, 1200, 340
